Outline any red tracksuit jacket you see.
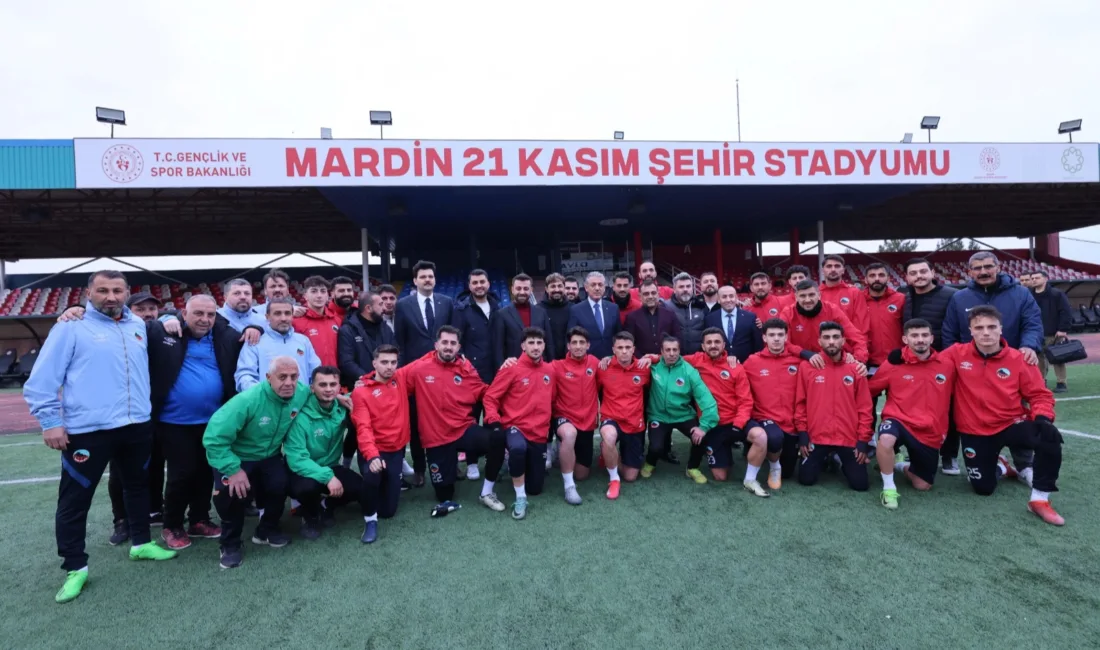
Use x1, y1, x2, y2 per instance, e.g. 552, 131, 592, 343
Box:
683, 352, 754, 428
943, 341, 1056, 436
819, 282, 870, 335
746, 293, 787, 325
864, 287, 906, 367
483, 355, 555, 443
794, 356, 873, 447
293, 306, 342, 367
741, 344, 805, 432
551, 354, 601, 431
351, 368, 411, 457
406, 352, 487, 448
779, 301, 869, 363
597, 359, 651, 433
615, 294, 643, 324
868, 347, 955, 448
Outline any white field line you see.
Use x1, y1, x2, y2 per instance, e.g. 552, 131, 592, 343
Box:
1062, 429, 1100, 441
1055, 395, 1100, 402
0, 440, 41, 448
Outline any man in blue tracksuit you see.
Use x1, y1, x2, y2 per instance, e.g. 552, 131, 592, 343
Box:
217, 278, 269, 333
941, 251, 1044, 481
23, 270, 178, 604
234, 297, 320, 392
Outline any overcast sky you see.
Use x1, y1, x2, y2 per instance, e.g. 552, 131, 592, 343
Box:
2, 0, 1099, 275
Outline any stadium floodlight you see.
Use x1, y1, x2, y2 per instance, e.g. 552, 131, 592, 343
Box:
901, 133, 914, 144
320, 127, 333, 140
369, 110, 392, 139
1058, 119, 1082, 142
96, 107, 126, 138
920, 116, 940, 143
614, 131, 625, 140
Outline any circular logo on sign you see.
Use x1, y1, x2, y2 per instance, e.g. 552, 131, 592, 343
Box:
935, 373, 946, 384
979, 147, 1001, 173
1063, 147, 1085, 174
997, 368, 1011, 379
887, 304, 898, 312
101, 144, 144, 183
720, 370, 730, 379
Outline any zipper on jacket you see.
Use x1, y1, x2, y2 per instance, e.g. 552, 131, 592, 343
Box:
116, 320, 134, 424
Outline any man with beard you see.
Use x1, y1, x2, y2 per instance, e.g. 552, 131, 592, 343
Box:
25, 270, 179, 603
218, 279, 268, 334
293, 276, 343, 368
698, 271, 721, 313
779, 280, 868, 363
868, 319, 955, 509
704, 285, 763, 362
819, 255, 869, 335
778, 265, 811, 310
541, 273, 572, 360
794, 322, 873, 492
493, 273, 555, 370
630, 260, 674, 301
454, 269, 501, 385
563, 277, 582, 304
263, 269, 293, 303
863, 263, 906, 371
745, 273, 786, 325
378, 284, 397, 333
328, 276, 358, 320
337, 291, 394, 391
1028, 270, 1072, 393
610, 271, 642, 323
235, 298, 320, 392
663, 272, 707, 355
624, 279, 681, 357
942, 252, 1043, 483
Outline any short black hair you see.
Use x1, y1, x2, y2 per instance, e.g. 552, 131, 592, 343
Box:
613, 271, 632, 284
374, 344, 399, 358
412, 260, 437, 276
819, 320, 844, 335
823, 254, 846, 266
613, 331, 635, 344
468, 268, 488, 281
567, 326, 590, 342
512, 273, 533, 285
700, 271, 718, 281
903, 318, 932, 334
794, 279, 817, 293
866, 262, 888, 273
266, 297, 295, 313
302, 275, 331, 291
967, 305, 1002, 325
639, 278, 659, 290
87, 270, 127, 287
378, 284, 397, 295
522, 326, 545, 341
701, 326, 726, 342
761, 318, 788, 333
1034, 270, 1050, 279
749, 272, 770, 283
660, 335, 680, 348
436, 324, 460, 341
786, 265, 810, 280
262, 268, 290, 287
904, 257, 931, 273
564, 277, 580, 286
331, 276, 355, 289
311, 365, 340, 383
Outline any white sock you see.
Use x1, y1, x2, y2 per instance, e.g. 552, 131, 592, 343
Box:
895, 461, 910, 474
515, 484, 527, 499
769, 460, 781, 473
562, 471, 576, 489
608, 466, 620, 481
881, 472, 896, 490
481, 479, 495, 497
1020, 467, 1034, 481
76, 566, 88, 573
402, 459, 415, 474
363, 514, 378, 523
744, 463, 761, 482
320, 498, 327, 510
1030, 489, 1050, 502
996, 458, 1008, 477
132, 543, 146, 549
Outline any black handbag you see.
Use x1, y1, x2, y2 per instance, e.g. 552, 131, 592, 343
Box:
1043, 337, 1088, 365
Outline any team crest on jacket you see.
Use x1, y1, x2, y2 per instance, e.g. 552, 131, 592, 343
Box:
935, 374, 947, 384
787, 365, 798, 375
720, 370, 730, 379
453, 375, 463, 385
769, 308, 778, 316
313, 427, 326, 437
997, 368, 1011, 379
675, 378, 685, 387
134, 332, 143, 341
842, 375, 854, 386
887, 304, 898, 312
586, 368, 594, 376
543, 375, 551, 384
632, 375, 641, 384
296, 348, 304, 356
390, 380, 397, 387
331, 325, 339, 332
290, 410, 299, 418
840, 297, 850, 305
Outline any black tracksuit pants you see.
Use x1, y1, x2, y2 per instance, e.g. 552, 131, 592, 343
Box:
107, 427, 163, 522
212, 455, 287, 551
288, 465, 366, 520
360, 450, 406, 519
158, 423, 213, 529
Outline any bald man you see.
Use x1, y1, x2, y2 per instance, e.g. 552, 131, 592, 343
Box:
203, 356, 310, 569
149, 295, 248, 551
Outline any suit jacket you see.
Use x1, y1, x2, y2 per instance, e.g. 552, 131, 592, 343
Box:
704, 307, 763, 362
492, 303, 555, 372
566, 299, 621, 360
394, 293, 454, 365
623, 305, 682, 357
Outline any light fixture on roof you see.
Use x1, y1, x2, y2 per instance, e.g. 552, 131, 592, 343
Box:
614, 131, 624, 140
920, 116, 940, 143
320, 127, 333, 140
95, 107, 126, 138
369, 110, 392, 140
901, 133, 913, 143
1058, 119, 1082, 142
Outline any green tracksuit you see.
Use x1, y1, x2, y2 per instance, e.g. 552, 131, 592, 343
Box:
646, 357, 719, 431
283, 394, 349, 484
203, 382, 310, 477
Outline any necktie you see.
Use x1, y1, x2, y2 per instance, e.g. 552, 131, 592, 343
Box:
425, 298, 436, 335
726, 311, 734, 344
593, 301, 605, 334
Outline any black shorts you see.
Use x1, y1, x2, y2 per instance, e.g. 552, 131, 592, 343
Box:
878, 419, 938, 485
700, 424, 739, 469
746, 419, 789, 454
602, 419, 644, 469
554, 418, 595, 468
505, 428, 548, 495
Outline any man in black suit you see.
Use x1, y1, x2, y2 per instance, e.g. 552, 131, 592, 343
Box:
393, 260, 454, 486
624, 279, 681, 357
704, 285, 763, 362
492, 273, 555, 370
567, 271, 621, 359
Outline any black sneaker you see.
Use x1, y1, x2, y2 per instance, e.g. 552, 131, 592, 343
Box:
320, 508, 336, 529
252, 531, 291, 548
219, 547, 242, 569
108, 519, 129, 546
430, 501, 462, 518
400, 479, 413, 492
148, 512, 164, 527
244, 504, 260, 517
663, 449, 681, 465
1055, 383, 1068, 393
300, 518, 322, 541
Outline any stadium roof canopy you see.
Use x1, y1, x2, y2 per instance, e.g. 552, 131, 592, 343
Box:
0, 138, 1098, 259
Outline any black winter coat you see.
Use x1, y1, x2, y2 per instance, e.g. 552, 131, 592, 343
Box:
146, 318, 246, 421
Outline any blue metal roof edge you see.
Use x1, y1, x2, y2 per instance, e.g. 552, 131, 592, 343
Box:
0, 139, 73, 147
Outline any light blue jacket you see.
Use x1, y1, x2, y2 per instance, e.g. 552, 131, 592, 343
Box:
24, 303, 151, 434
216, 304, 268, 332
234, 325, 320, 392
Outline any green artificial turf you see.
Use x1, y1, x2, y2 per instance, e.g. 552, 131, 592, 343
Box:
2, 368, 1100, 648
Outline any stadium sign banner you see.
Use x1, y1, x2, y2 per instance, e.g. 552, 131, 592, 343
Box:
73, 139, 1099, 189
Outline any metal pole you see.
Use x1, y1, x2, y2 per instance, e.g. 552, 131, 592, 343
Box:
735, 78, 742, 143
361, 228, 370, 284
1069, 133, 1074, 143
111, 124, 114, 139
927, 130, 931, 144
817, 220, 825, 280
380, 125, 384, 140
1029, 237, 1036, 260
0, 259, 6, 293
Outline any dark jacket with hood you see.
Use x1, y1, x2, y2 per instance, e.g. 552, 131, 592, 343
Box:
942, 273, 1043, 351
453, 290, 502, 383
661, 294, 707, 355
542, 292, 573, 360
147, 317, 247, 420
337, 308, 395, 389
900, 282, 958, 351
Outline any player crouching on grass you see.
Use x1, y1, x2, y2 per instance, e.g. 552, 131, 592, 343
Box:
868, 319, 956, 509
943, 305, 1065, 526
483, 327, 555, 520
794, 322, 874, 491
